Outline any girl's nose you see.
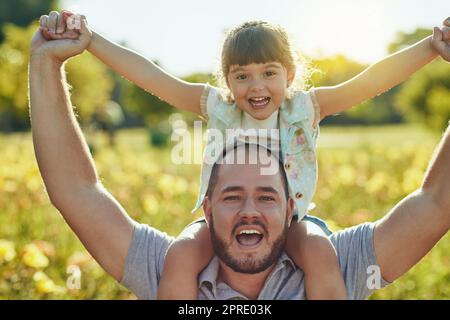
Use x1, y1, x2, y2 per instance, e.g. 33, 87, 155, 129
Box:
249, 79, 265, 92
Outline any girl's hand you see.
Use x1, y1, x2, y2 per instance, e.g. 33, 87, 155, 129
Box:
431, 17, 450, 62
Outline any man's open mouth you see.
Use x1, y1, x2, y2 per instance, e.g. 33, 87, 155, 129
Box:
235, 228, 264, 247
248, 97, 271, 109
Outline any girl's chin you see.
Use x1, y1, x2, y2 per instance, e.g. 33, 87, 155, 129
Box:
247, 110, 272, 120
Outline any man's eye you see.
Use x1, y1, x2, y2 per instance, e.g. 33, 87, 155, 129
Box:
224, 195, 240, 201
260, 196, 275, 201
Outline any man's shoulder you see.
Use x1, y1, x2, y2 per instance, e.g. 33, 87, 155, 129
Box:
131, 222, 175, 249
329, 222, 376, 247
120, 222, 175, 299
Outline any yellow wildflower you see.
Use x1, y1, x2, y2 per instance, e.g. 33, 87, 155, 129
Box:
0, 239, 16, 262
33, 271, 66, 295
22, 243, 49, 268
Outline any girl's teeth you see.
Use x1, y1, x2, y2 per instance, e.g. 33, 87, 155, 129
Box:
250, 97, 270, 107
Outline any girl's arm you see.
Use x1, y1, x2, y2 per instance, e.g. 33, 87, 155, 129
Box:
47, 11, 205, 114
87, 31, 205, 115
315, 19, 450, 119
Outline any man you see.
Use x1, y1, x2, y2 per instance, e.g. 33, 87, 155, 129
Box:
29, 13, 450, 299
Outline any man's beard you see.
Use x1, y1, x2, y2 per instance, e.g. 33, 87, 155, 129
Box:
209, 215, 289, 274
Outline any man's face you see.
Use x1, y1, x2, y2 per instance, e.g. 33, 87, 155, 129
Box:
204, 150, 293, 274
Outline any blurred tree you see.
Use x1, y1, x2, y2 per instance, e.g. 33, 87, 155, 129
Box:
310, 54, 365, 86
310, 55, 403, 125
0, 23, 114, 131
391, 28, 450, 131
0, 24, 33, 130
92, 100, 125, 146
122, 63, 174, 127
121, 66, 214, 146
183, 72, 215, 86
396, 60, 450, 131
65, 52, 114, 121
120, 61, 174, 147
388, 28, 432, 53
0, 0, 58, 42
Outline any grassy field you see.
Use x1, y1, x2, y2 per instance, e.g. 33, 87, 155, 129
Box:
0, 124, 449, 299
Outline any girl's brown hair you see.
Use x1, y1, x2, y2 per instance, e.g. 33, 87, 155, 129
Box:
216, 21, 313, 101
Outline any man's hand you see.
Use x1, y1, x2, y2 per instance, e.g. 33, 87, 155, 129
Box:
30, 10, 92, 64
431, 17, 450, 62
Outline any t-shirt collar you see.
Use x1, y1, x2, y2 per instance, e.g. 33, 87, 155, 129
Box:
198, 252, 296, 299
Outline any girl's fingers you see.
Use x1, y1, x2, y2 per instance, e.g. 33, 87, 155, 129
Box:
79, 15, 88, 34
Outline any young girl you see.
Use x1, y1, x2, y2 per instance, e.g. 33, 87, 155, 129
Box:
41, 12, 450, 299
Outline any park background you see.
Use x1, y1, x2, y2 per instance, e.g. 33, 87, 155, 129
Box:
0, 0, 450, 299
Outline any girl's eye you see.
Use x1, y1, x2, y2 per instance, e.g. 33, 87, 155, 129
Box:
236, 74, 247, 80
265, 71, 276, 77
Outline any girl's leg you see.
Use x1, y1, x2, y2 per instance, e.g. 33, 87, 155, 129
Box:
286, 220, 347, 299
157, 220, 213, 299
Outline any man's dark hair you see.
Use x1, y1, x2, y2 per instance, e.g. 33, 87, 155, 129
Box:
205, 142, 289, 200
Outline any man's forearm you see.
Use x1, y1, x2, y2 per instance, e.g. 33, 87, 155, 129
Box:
422, 123, 450, 210
29, 55, 98, 205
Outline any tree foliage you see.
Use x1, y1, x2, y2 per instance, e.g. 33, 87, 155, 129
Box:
310, 55, 403, 125
66, 53, 114, 121
396, 60, 450, 131
391, 28, 450, 131
0, 0, 58, 42
388, 28, 432, 53
0, 23, 113, 131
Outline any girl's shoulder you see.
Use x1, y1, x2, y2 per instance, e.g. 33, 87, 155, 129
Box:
200, 84, 237, 120
282, 88, 321, 130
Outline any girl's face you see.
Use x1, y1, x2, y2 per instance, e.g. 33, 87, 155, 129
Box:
227, 62, 294, 120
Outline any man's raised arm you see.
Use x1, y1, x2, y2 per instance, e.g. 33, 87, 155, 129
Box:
374, 123, 450, 282
29, 13, 134, 281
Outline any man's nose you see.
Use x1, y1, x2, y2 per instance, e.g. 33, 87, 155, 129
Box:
239, 197, 262, 219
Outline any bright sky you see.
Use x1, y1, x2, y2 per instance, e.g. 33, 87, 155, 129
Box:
62, 0, 449, 76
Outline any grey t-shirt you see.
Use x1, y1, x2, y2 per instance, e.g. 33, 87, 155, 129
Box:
120, 222, 390, 299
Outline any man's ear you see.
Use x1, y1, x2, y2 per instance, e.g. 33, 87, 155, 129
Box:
203, 196, 212, 227
286, 197, 295, 227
